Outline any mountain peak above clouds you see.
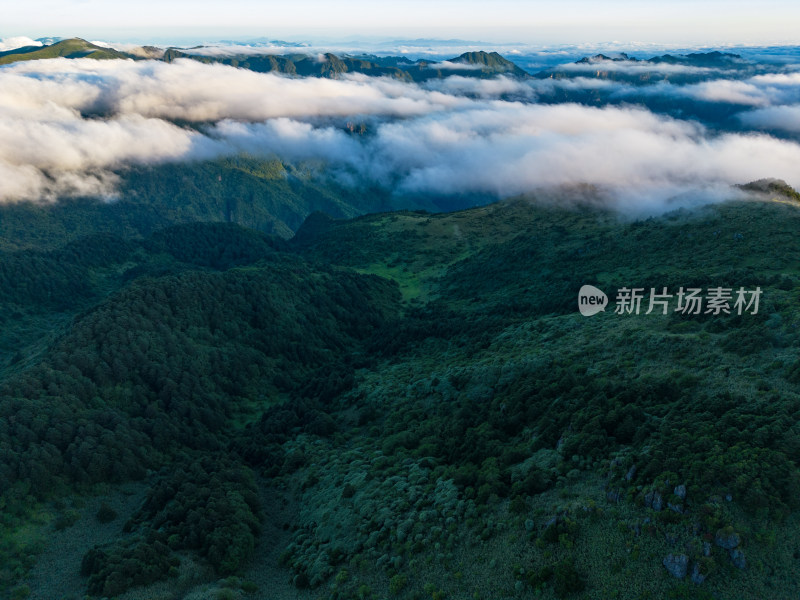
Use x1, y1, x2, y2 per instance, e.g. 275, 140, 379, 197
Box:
451, 50, 530, 76
0, 37, 130, 64
649, 50, 744, 67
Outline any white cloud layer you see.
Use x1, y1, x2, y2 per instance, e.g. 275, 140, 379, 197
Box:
738, 104, 800, 132
2, 57, 800, 210
556, 60, 724, 76
0, 36, 42, 52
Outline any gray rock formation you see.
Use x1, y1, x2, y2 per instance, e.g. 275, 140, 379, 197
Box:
690, 562, 706, 584
715, 528, 741, 550
730, 548, 747, 569
663, 553, 689, 579
674, 484, 687, 500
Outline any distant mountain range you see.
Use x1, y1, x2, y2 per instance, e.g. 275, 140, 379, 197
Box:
574, 50, 745, 68
535, 49, 769, 85
162, 46, 529, 81
0, 37, 767, 84
0, 38, 529, 80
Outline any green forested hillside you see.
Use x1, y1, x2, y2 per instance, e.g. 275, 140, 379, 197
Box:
0, 157, 396, 252
287, 197, 800, 599
0, 220, 400, 597
2, 193, 800, 599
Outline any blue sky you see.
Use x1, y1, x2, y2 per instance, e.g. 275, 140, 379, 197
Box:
2, 0, 800, 46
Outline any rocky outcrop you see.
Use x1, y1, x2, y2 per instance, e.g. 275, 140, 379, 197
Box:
663, 553, 689, 579
690, 562, 706, 585
715, 528, 741, 550
730, 549, 747, 569
644, 490, 664, 511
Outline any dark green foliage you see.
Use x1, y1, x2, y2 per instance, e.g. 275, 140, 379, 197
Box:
509, 495, 527, 514
368, 302, 510, 357
53, 510, 80, 531
0, 240, 398, 498
526, 559, 586, 597
81, 457, 261, 595
785, 359, 800, 384
389, 573, 407, 594
667, 583, 716, 600
81, 531, 176, 596
526, 564, 554, 589
0, 216, 402, 594
552, 559, 587, 598
144, 222, 285, 269
3, 195, 800, 596
516, 468, 553, 496
136, 457, 260, 574
0, 236, 131, 309
95, 503, 117, 524
541, 518, 579, 545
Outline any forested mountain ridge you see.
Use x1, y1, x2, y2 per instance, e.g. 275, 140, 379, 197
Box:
0, 220, 401, 597
2, 190, 800, 598
0, 157, 400, 252
0, 39, 529, 80
0, 37, 769, 85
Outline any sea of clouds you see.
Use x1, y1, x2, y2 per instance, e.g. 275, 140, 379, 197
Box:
2, 53, 800, 210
